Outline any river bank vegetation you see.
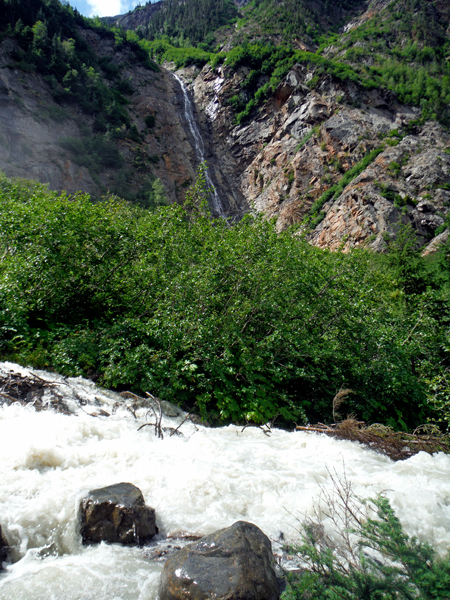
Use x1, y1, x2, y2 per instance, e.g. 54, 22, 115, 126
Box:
283, 475, 450, 600
0, 169, 449, 431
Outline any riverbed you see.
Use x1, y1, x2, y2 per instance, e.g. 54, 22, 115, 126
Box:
0, 361, 449, 600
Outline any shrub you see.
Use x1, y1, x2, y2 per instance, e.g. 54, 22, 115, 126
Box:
0, 171, 448, 428
282, 474, 450, 600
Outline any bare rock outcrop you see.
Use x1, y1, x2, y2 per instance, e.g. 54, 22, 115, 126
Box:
80, 483, 158, 546
160, 521, 279, 600
187, 58, 449, 249
310, 122, 450, 251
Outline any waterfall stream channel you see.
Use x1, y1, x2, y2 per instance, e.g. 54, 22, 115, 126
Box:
0, 361, 449, 600
174, 74, 225, 217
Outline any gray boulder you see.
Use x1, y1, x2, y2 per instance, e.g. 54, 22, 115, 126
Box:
79, 483, 158, 546
160, 520, 279, 600
0, 524, 7, 568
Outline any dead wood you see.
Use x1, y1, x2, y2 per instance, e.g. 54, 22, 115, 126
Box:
0, 370, 70, 414
296, 418, 450, 461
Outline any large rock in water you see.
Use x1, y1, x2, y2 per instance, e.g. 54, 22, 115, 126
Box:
160, 521, 279, 600
79, 483, 157, 545
0, 524, 7, 568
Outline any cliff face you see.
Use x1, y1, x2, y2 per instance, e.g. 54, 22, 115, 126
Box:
0, 38, 96, 196
0, 31, 202, 205
177, 56, 450, 250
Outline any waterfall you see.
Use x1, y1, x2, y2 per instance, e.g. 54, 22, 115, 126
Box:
173, 74, 225, 217
0, 361, 450, 599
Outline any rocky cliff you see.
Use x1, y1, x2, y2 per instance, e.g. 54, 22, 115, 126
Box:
168, 0, 450, 251
0, 29, 204, 205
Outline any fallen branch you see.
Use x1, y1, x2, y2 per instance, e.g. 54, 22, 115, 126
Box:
296, 419, 450, 461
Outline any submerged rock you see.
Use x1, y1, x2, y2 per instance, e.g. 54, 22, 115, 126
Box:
79, 483, 158, 546
160, 520, 279, 600
0, 524, 8, 568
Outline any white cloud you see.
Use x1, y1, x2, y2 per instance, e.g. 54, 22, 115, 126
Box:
86, 0, 125, 17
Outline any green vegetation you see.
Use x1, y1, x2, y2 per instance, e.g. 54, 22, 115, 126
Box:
237, 0, 362, 44
1, 170, 449, 431
282, 477, 450, 599
142, 0, 238, 46
321, 0, 450, 125
0, 0, 156, 132
0, 0, 449, 435
141, 36, 213, 68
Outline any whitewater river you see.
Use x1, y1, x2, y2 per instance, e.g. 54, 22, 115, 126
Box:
0, 361, 449, 599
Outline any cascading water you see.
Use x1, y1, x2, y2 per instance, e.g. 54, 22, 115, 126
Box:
0, 361, 449, 600
174, 74, 225, 217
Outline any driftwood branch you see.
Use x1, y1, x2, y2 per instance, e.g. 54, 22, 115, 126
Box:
296, 419, 450, 461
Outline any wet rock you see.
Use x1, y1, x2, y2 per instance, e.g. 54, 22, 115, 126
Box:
160, 520, 279, 600
80, 483, 157, 546
0, 524, 8, 568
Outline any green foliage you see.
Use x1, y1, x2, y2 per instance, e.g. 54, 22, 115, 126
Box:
388, 161, 401, 177
237, 0, 362, 43
143, 0, 238, 46
1, 172, 450, 429
317, 0, 450, 125
142, 37, 212, 67
0, 0, 153, 132
147, 177, 169, 209
282, 484, 450, 600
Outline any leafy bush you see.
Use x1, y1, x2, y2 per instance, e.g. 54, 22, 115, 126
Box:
1, 171, 449, 428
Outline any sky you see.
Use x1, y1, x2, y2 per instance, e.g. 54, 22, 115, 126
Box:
65, 0, 154, 18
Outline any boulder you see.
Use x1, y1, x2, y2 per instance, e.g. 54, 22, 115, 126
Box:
160, 520, 279, 600
0, 524, 7, 568
79, 483, 158, 546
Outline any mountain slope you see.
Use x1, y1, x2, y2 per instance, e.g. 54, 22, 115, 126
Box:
106, 0, 239, 46
0, 0, 213, 206
154, 0, 450, 250
1, 0, 450, 250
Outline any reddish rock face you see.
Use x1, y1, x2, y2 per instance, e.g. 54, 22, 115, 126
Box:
79, 483, 158, 546
160, 521, 280, 600
189, 55, 449, 251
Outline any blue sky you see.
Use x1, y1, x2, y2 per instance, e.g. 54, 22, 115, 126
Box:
65, 0, 155, 18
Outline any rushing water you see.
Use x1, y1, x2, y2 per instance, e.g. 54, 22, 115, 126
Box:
0, 361, 449, 600
174, 73, 225, 217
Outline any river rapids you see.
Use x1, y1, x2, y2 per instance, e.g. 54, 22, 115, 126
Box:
0, 361, 449, 599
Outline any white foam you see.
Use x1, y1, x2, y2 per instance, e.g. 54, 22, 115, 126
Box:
0, 362, 449, 599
